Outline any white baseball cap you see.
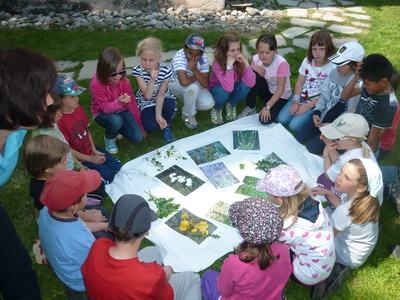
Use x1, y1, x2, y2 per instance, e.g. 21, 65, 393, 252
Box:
319, 113, 369, 139
329, 41, 365, 66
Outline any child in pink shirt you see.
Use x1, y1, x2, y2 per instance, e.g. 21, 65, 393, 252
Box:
208, 32, 255, 125
201, 197, 291, 300
238, 33, 292, 125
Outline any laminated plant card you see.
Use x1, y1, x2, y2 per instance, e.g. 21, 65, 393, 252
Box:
235, 176, 267, 198
165, 208, 218, 244
156, 165, 205, 196
200, 162, 240, 189
187, 141, 231, 165
205, 201, 232, 226
256, 152, 287, 174
232, 130, 260, 151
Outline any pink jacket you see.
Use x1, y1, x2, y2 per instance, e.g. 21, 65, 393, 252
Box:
90, 73, 144, 131
208, 61, 256, 92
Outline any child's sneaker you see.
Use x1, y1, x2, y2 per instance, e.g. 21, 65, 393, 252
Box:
210, 108, 223, 125
388, 179, 400, 214
182, 115, 198, 129
226, 103, 237, 121
104, 136, 118, 154
32, 238, 48, 264
326, 263, 350, 295
116, 134, 123, 140
162, 126, 174, 143
238, 106, 256, 119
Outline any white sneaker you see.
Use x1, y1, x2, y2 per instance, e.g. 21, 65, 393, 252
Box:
210, 108, 223, 125
226, 103, 237, 121
238, 106, 256, 119
116, 134, 123, 140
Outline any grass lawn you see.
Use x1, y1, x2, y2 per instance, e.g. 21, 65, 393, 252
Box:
0, 0, 399, 299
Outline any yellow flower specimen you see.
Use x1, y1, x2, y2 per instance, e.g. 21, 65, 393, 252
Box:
179, 220, 189, 231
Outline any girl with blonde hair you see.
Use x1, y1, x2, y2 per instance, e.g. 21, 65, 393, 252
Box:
132, 37, 177, 143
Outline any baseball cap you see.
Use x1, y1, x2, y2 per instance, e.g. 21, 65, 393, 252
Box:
109, 194, 158, 237
319, 113, 369, 139
329, 41, 365, 66
40, 170, 101, 211
256, 164, 305, 197
52, 74, 86, 96
229, 197, 283, 245
185, 34, 205, 52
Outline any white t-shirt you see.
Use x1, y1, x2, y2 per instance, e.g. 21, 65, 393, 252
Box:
298, 58, 336, 102
170, 49, 210, 82
331, 199, 379, 269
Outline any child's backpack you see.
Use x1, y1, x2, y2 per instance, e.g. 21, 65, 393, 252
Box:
388, 180, 400, 214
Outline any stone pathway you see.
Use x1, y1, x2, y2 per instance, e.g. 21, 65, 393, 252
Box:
58, 0, 371, 80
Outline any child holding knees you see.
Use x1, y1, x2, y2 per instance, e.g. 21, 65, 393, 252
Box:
238, 33, 292, 125
169, 34, 215, 129
316, 113, 381, 206
201, 197, 291, 300
82, 194, 202, 300
256, 165, 335, 294
208, 32, 256, 125
132, 37, 178, 143
311, 159, 382, 293
296, 41, 365, 155
277, 30, 336, 132
54, 74, 122, 183
90, 47, 144, 155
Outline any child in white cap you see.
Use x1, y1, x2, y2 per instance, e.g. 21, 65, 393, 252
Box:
311, 158, 382, 294
314, 113, 381, 206
296, 41, 365, 155
256, 165, 335, 298
201, 197, 291, 300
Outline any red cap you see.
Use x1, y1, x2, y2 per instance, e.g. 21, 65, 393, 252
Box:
40, 170, 101, 211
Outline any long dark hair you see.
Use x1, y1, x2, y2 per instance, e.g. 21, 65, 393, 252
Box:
0, 48, 57, 130
235, 241, 279, 270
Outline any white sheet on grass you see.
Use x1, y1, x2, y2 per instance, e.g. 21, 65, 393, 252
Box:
106, 114, 324, 272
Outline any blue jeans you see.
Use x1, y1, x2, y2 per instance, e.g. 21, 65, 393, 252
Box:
276, 97, 314, 132
82, 147, 121, 183
140, 98, 177, 133
380, 165, 399, 186
94, 110, 143, 142
210, 81, 251, 111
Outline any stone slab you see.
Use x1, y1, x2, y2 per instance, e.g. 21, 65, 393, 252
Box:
56, 60, 80, 71
321, 14, 345, 22
339, 1, 355, 6
332, 37, 358, 48
278, 47, 295, 56
297, 2, 317, 9
304, 30, 319, 38
310, 12, 323, 20
343, 13, 371, 20
290, 17, 326, 27
318, 7, 344, 13
286, 8, 308, 18
293, 38, 310, 49
328, 24, 362, 34
315, 1, 336, 7
344, 6, 366, 13
352, 21, 370, 28
276, 0, 299, 7
281, 26, 309, 38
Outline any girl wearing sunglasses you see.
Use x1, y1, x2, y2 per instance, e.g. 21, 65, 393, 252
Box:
90, 47, 144, 154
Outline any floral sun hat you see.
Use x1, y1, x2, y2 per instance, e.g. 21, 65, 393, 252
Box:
229, 197, 283, 245
256, 164, 305, 197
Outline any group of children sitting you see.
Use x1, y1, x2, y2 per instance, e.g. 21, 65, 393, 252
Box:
24, 30, 398, 299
